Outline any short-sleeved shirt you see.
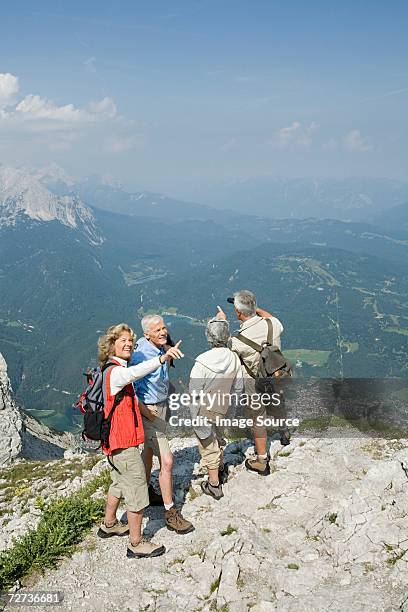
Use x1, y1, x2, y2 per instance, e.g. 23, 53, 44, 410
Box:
230, 315, 284, 380
130, 337, 169, 404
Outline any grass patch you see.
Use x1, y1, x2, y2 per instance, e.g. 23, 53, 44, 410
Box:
0, 456, 103, 518
168, 557, 184, 566
258, 494, 283, 511
340, 340, 359, 353
306, 533, 320, 542
297, 415, 408, 437
386, 549, 407, 566
285, 349, 331, 367
210, 575, 221, 593
188, 485, 201, 501
0, 469, 110, 591
384, 327, 408, 336
220, 524, 237, 536
361, 441, 386, 460
287, 563, 299, 570
327, 513, 338, 524
362, 440, 406, 460
0, 456, 101, 491
297, 416, 337, 433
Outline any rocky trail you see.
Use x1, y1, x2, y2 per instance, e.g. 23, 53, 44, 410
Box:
13, 433, 408, 612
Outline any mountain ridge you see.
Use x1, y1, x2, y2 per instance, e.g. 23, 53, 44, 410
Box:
0, 165, 102, 245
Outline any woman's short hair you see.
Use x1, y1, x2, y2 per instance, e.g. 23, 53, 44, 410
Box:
205, 317, 230, 347
97, 323, 136, 366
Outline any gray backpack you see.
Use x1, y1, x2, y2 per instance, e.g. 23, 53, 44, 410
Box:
234, 318, 293, 381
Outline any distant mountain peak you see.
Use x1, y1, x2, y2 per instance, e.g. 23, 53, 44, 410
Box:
35, 163, 76, 187
0, 165, 103, 244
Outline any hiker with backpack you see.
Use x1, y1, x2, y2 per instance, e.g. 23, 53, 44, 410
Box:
95, 323, 183, 558
189, 317, 244, 500
216, 290, 291, 476
130, 314, 194, 535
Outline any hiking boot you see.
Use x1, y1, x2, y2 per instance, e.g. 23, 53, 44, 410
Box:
201, 480, 224, 500
279, 428, 291, 446
165, 506, 195, 534
127, 537, 166, 558
148, 484, 164, 507
218, 464, 229, 485
245, 456, 270, 476
97, 520, 129, 539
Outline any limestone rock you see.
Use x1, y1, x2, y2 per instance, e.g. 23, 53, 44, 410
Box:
0, 352, 75, 466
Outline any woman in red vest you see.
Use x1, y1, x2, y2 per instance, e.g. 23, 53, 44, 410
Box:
97, 323, 183, 558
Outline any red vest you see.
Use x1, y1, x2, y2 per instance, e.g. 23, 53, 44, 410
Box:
102, 361, 144, 455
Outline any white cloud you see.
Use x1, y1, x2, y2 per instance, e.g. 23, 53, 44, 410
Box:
15, 94, 86, 122
0, 73, 19, 109
88, 97, 117, 119
343, 129, 371, 152
0, 73, 118, 126
272, 121, 319, 148
11, 94, 117, 123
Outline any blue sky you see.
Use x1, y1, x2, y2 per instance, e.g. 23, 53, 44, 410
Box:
0, 0, 407, 198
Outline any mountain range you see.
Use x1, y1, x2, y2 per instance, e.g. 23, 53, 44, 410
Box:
192, 176, 408, 223
0, 164, 407, 431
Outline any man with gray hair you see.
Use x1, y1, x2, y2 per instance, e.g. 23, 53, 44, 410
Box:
217, 290, 284, 476
189, 317, 243, 499
130, 314, 194, 534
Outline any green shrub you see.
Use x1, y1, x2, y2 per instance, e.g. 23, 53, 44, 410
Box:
0, 470, 109, 591
220, 524, 237, 536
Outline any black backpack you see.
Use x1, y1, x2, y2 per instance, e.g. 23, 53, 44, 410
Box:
74, 361, 125, 449
234, 318, 293, 383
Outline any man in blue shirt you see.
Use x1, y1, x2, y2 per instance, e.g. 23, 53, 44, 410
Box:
131, 314, 194, 535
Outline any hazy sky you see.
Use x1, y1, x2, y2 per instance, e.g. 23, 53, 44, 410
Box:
1, 0, 407, 199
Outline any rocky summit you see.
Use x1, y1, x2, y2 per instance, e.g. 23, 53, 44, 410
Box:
16, 433, 408, 612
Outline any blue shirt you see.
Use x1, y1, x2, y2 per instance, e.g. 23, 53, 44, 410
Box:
130, 337, 169, 404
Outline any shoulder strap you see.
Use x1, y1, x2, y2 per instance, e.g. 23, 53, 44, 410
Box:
102, 361, 120, 404
235, 317, 273, 351
232, 347, 257, 378
265, 318, 273, 345
235, 332, 263, 353
102, 359, 119, 372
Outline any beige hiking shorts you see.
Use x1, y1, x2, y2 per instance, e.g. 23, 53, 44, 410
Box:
243, 377, 267, 437
142, 401, 171, 458
196, 428, 226, 471
108, 446, 149, 512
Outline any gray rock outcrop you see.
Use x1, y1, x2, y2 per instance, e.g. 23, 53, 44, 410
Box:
0, 353, 74, 465
25, 434, 408, 611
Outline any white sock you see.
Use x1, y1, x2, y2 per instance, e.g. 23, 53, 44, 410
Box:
164, 502, 174, 511
258, 453, 268, 460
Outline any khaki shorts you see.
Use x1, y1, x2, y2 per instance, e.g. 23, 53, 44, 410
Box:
142, 403, 171, 458
243, 376, 267, 437
108, 446, 149, 512
196, 428, 226, 471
